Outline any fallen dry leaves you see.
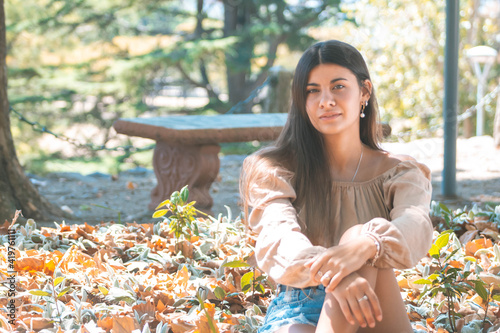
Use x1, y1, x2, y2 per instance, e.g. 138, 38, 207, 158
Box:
1, 213, 267, 333
1, 203, 499, 332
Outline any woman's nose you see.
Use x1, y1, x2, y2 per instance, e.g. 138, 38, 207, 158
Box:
319, 90, 335, 109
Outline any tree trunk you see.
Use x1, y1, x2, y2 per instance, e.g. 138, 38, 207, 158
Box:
223, 0, 254, 112
0, 0, 64, 222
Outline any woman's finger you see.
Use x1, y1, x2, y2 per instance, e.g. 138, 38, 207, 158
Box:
325, 270, 346, 292
347, 296, 367, 328
308, 256, 327, 280
365, 287, 383, 322
358, 295, 376, 328
337, 298, 356, 326
320, 271, 333, 286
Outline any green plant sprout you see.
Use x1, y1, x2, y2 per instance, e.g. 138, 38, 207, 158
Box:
28, 276, 72, 327
222, 260, 267, 296
153, 186, 210, 254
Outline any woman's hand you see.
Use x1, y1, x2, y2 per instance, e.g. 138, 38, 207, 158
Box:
304, 234, 377, 291
330, 272, 383, 328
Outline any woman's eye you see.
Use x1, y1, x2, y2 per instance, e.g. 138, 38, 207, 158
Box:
306, 88, 319, 94
333, 84, 345, 90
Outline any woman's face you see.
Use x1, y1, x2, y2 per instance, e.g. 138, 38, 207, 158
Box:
305, 63, 369, 138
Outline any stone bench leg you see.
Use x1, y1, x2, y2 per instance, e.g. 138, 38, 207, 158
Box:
150, 141, 220, 215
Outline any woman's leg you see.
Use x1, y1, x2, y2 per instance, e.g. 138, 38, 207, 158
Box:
315, 266, 412, 333
358, 268, 412, 333
315, 265, 378, 333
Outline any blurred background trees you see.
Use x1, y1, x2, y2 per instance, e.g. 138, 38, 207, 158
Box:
4, 0, 500, 174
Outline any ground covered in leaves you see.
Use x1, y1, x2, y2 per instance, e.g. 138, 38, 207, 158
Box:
2, 201, 500, 333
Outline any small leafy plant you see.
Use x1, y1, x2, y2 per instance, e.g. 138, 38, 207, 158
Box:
28, 276, 72, 326
153, 185, 206, 253
414, 231, 491, 332
222, 260, 267, 296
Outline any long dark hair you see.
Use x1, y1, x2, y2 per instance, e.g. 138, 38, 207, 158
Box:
241, 40, 382, 245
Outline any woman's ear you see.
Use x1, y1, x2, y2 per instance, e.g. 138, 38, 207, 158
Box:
361, 79, 372, 100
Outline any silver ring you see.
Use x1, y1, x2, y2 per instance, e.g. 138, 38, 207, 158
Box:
323, 272, 332, 280
358, 295, 368, 302
317, 270, 323, 277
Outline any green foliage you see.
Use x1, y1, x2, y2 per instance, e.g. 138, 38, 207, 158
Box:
5, 0, 346, 169
414, 228, 496, 332
222, 259, 267, 296
333, 0, 499, 137
6, 0, 499, 171
153, 186, 206, 253
431, 201, 500, 235
240, 270, 266, 295
28, 275, 73, 327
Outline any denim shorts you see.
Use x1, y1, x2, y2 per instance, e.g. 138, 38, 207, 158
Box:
258, 284, 325, 333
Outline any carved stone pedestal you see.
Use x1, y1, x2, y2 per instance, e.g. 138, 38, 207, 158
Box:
150, 141, 220, 214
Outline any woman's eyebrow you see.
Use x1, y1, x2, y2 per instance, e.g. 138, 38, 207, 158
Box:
306, 78, 348, 86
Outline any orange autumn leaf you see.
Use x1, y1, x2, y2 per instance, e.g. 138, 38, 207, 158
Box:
152, 238, 167, 250
15, 257, 44, 272
25, 249, 39, 256
83, 222, 96, 233
157, 299, 167, 313
221, 312, 239, 325
111, 315, 138, 333
205, 302, 216, 316
56, 223, 71, 232
448, 260, 464, 269
168, 313, 197, 333
126, 181, 137, 190
132, 301, 155, 321
196, 315, 219, 333
44, 259, 56, 275
426, 318, 435, 328
156, 292, 176, 308
22, 317, 53, 330
195, 302, 219, 333
465, 238, 493, 257
0, 219, 11, 234
175, 265, 190, 287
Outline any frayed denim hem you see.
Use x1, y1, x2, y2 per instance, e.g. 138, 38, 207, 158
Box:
258, 285, 325, 333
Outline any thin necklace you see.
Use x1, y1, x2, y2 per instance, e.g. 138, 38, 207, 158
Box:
351, 146, 363, 182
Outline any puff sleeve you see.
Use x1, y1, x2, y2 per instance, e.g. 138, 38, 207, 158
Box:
242, 156, 325, 288
361, 160, 433, 269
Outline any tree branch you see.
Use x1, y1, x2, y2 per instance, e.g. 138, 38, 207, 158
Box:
250, 35, 286, 91
176, 63, 222, 104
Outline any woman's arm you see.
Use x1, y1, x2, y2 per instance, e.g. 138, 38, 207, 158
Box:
305, 160, 433, 288
361, 160, 433, 269
305, 224, 378, 291
241, 156, 327, 288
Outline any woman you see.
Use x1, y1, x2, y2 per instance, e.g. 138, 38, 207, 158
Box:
240, 40, 433, 332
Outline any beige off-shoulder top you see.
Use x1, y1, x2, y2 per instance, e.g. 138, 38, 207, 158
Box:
243, 158, 433, 288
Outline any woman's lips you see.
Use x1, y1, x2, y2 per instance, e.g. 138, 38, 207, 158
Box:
319, 113, 341, 120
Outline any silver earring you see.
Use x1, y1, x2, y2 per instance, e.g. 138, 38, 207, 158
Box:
360, 103, 366, 118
